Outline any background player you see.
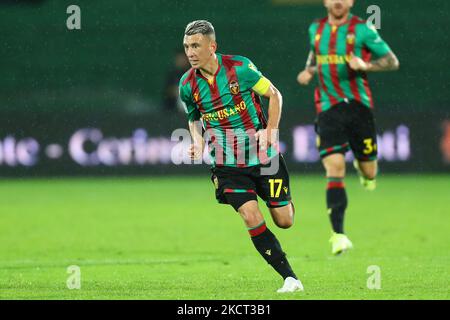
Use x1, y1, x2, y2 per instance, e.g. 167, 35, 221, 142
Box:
296, 0, 399, 254
179, 20, 303, 292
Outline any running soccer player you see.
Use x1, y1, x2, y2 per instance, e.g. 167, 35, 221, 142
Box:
179, 20, 303, 292
296, 0, 399, 255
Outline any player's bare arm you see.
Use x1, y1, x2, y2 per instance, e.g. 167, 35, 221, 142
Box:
188, 120, 204, 160
349, 51, 400, 72
254, 81, 283, 151
297, 50, 316, 86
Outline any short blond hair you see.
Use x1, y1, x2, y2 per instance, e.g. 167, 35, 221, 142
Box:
184, 20, 216, 40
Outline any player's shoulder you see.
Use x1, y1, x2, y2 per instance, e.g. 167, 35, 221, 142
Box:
351, 15, 375, 31
179, 68, 195, 89
308, 17, 327, 35
351, 15, 368, 24
310, 17, 328, 26
220, 54, 250, 67
220, 54, 262, 84
220, 54, 258, 73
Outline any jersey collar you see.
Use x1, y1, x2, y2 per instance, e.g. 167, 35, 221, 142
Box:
196, 54, 222, 85
328, 12, 353, 27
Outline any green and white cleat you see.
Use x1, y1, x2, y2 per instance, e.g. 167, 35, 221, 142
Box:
353, 160, 377, 191
329, 233, 353, 255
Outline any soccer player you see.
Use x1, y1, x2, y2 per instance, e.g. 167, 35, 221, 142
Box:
296, 0, 399, 255
179, 20, 303, 292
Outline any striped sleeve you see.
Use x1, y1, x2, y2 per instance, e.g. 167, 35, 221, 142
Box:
362, 24, 391, 58
308, 22, 318, 52
179, 80, 201, 122
236, 56, 263, 90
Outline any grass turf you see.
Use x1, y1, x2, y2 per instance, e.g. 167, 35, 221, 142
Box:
0, 175, 448, 300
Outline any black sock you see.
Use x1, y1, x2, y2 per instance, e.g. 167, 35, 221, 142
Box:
326, 177, 348, 234
249, 222, 297, 280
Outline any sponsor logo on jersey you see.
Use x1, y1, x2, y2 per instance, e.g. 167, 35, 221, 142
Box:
317, 54, 352, 65
202, 100, 247, 122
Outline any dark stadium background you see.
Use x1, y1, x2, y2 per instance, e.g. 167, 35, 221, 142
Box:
0, 0, 448, 176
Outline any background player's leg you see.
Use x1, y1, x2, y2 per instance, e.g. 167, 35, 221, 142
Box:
322, 153, 352, 254
269, 202, 295, 229
353, 159, 377, 191
236, 200, 298, 282
356, 160, 378, 180
322, 153, 346, 178
322, 153, 347, 234
348, 102, 378, 190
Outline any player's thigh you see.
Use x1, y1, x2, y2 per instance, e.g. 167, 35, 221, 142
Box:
256, 156, 295, 228
255, 154, 292, 210
316, 106, 350, 160
268, 202, 295, 229
348, 102, 378, 162
211, 166, 258, 213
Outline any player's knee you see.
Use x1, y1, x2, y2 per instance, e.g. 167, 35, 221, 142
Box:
366, 172, 377, 180
326, 162, 345, 177
245, 214, 263, 227
357, 160, 378, 180
274, 217, 293, 229
239, 207, 262, 227
364, 169, 377, 180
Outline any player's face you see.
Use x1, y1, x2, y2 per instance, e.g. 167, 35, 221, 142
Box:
183, 34, 217, 69
324, 0, 354, 19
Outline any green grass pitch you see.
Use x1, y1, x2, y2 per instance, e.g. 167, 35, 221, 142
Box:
0, 174, 448, 300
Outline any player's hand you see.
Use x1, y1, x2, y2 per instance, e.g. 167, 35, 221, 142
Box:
297, 69, 314, 86
255, 127, 278, 152
189, 144, 203, 161
255, 129, 269, 151
349, 52, 369, 71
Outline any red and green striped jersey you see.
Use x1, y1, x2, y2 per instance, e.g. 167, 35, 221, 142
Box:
309, 14, 392, 113
179, 53, 274, 168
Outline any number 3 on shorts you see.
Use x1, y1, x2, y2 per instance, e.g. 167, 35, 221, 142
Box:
269, 179, 283, 198
363, 138, 377, 155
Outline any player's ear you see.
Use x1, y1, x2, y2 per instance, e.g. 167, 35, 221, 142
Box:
210, 40, 217, 55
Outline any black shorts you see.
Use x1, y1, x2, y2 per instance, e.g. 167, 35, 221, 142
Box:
315, 100, 378, 161
210, 154, 292, 211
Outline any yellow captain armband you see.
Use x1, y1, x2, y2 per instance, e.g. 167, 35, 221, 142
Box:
251, 77, 271, 96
